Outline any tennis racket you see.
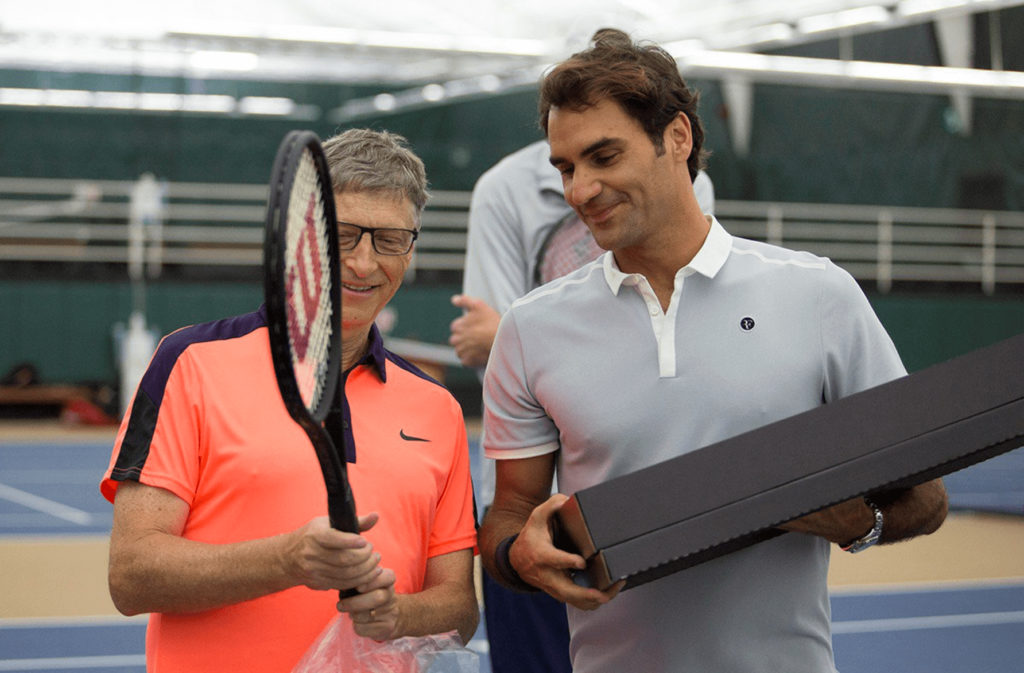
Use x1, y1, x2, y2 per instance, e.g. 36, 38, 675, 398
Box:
263, 130, 359, 598
534, 211, 604, 286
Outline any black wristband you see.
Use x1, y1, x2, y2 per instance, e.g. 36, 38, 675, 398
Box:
494, 534, 539, 593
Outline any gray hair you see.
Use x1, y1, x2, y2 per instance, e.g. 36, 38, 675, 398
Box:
322, 128, 430, 220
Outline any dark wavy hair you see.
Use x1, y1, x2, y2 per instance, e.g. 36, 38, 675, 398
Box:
539, 28, 707, 181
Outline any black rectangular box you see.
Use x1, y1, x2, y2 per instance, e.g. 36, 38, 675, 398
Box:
555, 333, 1024, 590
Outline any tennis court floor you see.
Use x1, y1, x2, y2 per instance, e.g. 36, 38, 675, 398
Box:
1, 428, 1021, 673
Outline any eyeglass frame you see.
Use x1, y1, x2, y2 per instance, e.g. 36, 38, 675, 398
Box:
336, 220, 419, 256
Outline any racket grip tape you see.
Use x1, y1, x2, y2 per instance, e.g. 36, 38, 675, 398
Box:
328, 490, 359, 534
329, 492, 362, 600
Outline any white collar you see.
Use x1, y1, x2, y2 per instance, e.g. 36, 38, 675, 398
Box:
602, 216, 733, 294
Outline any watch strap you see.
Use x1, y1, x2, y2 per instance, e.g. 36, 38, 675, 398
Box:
841, 498, 884, 553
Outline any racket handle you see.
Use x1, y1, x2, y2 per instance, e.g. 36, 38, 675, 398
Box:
328, 511, 361, 601
328, 499, 359, 534
326, 476, 359, 531
329, 492, 362, 600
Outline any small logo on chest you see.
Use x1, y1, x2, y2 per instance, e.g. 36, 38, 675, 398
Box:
739, 316, 756, 331
400, 429, 430, 442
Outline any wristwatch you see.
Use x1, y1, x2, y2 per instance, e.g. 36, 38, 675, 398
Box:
841, 498, 884, 553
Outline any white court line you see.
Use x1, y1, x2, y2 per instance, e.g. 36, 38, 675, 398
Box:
832, 610, 1024, 634
0, 655, 144, 670
1, 468, 102, 484
831, 576, 1024, 595
0, 482, 93, 525
0, 615, 146, 628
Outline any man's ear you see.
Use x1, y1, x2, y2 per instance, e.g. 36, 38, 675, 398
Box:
665, 112, 693, 165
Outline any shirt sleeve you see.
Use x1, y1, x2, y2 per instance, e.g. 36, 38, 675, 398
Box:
819, 260, 906, 402
101, 342, 203, 506
482, 308, 561, 460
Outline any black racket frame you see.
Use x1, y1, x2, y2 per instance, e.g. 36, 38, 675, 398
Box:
264, 130, 360, 542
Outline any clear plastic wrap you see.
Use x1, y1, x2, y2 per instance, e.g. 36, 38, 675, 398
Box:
292, 613, 480, 673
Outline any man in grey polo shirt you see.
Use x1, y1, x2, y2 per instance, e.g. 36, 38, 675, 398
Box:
478, 28, 948, 673
451, 136, 714, 673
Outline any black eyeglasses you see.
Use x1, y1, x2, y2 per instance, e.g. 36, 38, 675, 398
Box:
337, 221, 418, 255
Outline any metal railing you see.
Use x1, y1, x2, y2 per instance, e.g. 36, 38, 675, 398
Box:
2, 176, 1023, 294
716, 201, 1024, 293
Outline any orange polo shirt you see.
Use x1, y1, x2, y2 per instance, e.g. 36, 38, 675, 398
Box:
101, 307, 476, 673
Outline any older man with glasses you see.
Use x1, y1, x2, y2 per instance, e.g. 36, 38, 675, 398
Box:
101, 128, 479, 673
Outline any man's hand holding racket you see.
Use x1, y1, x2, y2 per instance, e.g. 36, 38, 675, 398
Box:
342, 563, 401, 641
281, 511, 402, 639
283, 514, 385, 593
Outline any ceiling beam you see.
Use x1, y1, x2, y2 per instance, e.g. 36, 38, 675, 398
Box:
330, 50, 1024, 123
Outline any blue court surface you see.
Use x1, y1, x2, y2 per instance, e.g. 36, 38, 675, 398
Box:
2, 583, 1023, 673
1, 438, 1022, 673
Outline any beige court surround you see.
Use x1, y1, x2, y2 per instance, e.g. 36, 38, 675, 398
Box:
1, 422, 1022, 619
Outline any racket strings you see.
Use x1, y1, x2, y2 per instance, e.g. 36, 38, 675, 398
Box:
537, 213, 604, 285
284, 150, 335, 413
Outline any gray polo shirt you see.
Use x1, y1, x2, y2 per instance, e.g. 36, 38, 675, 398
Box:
483, 218, 905, 673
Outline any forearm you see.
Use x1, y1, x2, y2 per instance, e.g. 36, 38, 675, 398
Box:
780, 479, 948, 546
479, 501, 532, 590
109, 483, 381, 616
109, 529, 298, 615
393, 580, 479, 644
479, 454, 559, 591
873, 479, 948, 544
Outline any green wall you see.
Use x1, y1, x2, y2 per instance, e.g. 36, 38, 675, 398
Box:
871, 294, 1024, 373
0, 279, 463, 385
1, 279, 1020, 400
0, 78, 543, 190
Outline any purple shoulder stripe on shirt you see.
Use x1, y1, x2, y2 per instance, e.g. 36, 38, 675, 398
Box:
139, 306, 267, 407
110, 306, 267, 486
